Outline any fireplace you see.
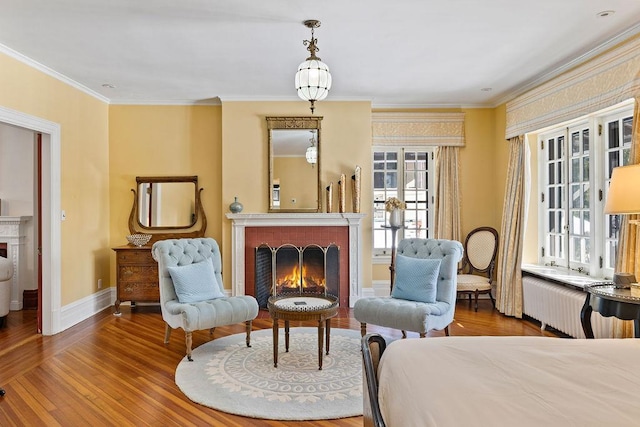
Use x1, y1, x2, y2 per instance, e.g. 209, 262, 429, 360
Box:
254, 243, 339, 309
226, 213, 365, 308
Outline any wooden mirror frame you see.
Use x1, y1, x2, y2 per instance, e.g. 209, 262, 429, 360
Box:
128, 175, 207, 242
267, 116, 322, 213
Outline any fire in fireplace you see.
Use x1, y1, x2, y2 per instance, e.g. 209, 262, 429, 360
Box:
254, 243, 340, 309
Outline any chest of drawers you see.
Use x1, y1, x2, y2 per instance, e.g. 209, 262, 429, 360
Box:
112, 245, 159, 314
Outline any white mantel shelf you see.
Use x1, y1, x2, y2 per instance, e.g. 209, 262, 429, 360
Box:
226, 212, 366, 307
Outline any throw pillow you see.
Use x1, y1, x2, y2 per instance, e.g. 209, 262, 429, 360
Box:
168, 257, 225, 303
391, 255, 441, 303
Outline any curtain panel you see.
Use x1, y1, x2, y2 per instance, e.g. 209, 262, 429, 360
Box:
434, 146, 461, 241
505, 36, 640, 139
372, 112, 465, 146
612, 96, 640, 338
496, 135, 527, 318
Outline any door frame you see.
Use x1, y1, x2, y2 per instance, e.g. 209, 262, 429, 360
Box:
0, 105, 61, 335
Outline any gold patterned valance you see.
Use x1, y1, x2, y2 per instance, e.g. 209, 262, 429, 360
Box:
372, 112, 465, 146
506, 36, 640, 139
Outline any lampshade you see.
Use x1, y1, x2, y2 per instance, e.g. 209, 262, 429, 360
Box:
295, 20, 332, 114
306, 145, 318, 164
604, 164, 640, 214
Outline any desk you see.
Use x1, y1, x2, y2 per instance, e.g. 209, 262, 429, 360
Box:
268, 293, 338, 370
581, 283, 640, 338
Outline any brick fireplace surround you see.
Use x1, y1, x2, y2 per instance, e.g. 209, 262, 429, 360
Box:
226, 213, 365, 307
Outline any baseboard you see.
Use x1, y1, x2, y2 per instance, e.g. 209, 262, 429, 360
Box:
60, 287, 115, 333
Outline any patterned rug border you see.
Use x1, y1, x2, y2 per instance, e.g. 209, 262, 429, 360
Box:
175, 327, 363, 420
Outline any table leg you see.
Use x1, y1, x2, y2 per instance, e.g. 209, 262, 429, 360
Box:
318, 319, 324, 370
580, 294, 594, 339
272, 318, 279, 368
285, 320, 290, 352
325, 318, 331, 355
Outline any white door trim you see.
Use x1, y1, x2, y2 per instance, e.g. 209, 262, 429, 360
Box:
0, 105, 61, 335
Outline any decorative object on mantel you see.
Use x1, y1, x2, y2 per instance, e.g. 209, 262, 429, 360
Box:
126, 233, 152, 247
326, 182, 333, 213
229, 196, 243, 213
385, 197, 406, 227
338, 173, 346, 213
294, 20, 332, 114
351, 165, 361, 213
174, 327, 363, 420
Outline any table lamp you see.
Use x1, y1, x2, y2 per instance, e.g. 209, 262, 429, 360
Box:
604, 164, 640, 286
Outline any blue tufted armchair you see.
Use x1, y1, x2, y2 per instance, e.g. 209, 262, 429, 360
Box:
354, 238, 463, 338
152, 238, 259, 361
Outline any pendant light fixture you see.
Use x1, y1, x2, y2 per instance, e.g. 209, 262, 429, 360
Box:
295, 20, 332, 114
305, 130, 318, 166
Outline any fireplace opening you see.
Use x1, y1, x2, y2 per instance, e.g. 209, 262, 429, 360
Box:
254, 243, 340, 309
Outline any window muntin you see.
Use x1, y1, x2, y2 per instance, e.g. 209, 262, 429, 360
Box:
373, 147, 434, 256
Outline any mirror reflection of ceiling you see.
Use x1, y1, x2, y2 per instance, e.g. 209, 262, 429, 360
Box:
1, 1, 638, 106
272, 130, 317, 157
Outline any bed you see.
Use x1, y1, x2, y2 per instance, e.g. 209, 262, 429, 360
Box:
361, 334, 640, 427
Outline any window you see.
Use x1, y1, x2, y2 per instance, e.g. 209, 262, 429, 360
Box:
372, 146, 434, 256
538, 100, 633, 278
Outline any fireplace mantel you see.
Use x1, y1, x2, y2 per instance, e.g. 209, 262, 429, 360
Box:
0, 216, 32, 311
226, 213, 365, 307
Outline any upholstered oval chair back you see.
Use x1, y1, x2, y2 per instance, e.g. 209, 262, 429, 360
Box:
396, 238, 464, 305
152, 238, 224, 308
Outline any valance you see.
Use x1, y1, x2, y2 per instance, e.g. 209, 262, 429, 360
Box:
506, 36, 640, 139
372, 112, 465, 146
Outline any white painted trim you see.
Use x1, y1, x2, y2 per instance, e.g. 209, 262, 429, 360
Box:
0, 105, 61, 335
60, 287, 115, 332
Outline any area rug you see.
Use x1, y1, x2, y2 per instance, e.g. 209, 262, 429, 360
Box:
175, 327, 363, 420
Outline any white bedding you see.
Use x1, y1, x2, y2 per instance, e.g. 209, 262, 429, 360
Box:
377, 336, 640, 427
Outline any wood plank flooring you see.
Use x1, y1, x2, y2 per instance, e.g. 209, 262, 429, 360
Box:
0, 299, 558, 426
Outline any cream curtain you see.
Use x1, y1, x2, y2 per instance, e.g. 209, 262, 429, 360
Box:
496, 135, 527, 318
434, 146, 461, 241
612, 97, 640, 338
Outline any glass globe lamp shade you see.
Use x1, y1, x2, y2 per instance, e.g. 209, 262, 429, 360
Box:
306, 145, 318, 164
295, 59, 332, 103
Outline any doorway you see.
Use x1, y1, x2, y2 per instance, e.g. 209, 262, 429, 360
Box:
0, 105, 62, 335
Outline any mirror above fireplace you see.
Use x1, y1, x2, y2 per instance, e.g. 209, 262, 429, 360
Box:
267, 116, 322, 213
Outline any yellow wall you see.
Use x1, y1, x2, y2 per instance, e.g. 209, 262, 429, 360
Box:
0, 52, 110, 305
108, 105, 223, 280
220, 101, 373, 289
273, 156, 318, 210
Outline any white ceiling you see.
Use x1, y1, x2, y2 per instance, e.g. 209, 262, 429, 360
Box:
1, 0, 639, 107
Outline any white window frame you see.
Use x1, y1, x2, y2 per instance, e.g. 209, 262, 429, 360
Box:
372, 145, 435, 260
537, 99, 634, 279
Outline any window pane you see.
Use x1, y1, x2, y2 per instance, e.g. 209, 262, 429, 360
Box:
582, 183, 589, 209
386, 152, 397, 160
549, 138, 555, 160
374, 172, 385, 189
582, 129, 589, 153
548, 163, 555, 184
571, 211, 581, 234
373, 152, 384, 161
385, 172, 397, 189
608, 121, 620, 148
571, 184, 580, 208
623, 117, 632, 146
571, 132, 580, 155
583, 157, 589, 180
571, 158, 580, 182
608, 151, 619, 175
583, 211, 590, 236
549, 188, 555, 209
557, 136, 564, 158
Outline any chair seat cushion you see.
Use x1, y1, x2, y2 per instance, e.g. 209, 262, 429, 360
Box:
391, 255, 441, 303
354, 297, 450, 334
166, 295, 259, 331
456, 274, 491, 292
168, 258, 225, 303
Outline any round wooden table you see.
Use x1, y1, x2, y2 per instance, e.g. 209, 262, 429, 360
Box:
267, 293, 339, 370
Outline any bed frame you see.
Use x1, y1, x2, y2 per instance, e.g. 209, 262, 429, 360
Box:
361, 333, 387, 427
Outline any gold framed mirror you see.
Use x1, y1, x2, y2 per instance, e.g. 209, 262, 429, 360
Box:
128, 175, 206, 241
267, 116, 322, 213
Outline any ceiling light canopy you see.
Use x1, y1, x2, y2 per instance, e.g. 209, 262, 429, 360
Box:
295, 20, 332, 114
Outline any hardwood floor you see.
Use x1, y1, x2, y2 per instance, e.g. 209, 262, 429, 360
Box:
0, 299, 559, 426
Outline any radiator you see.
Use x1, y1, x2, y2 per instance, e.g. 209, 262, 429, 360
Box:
522, 276, 614, 338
